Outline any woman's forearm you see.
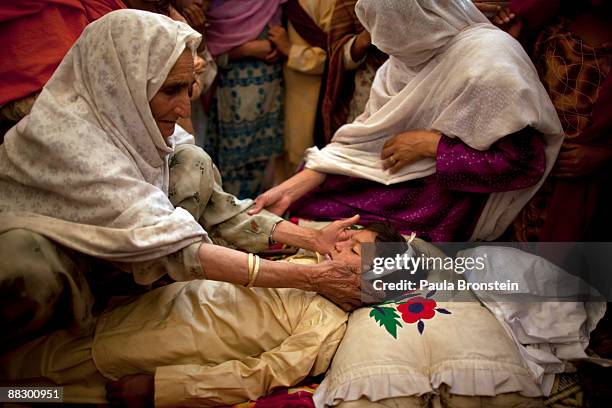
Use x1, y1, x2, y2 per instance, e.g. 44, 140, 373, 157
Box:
198, 243, 311, 290
284, 169, 326, 201
198, 242, 366, 311
271, 221, 317, 252
228, 44, 249, 61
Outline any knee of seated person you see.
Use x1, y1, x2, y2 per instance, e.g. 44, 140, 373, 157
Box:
0, 229, 69, 345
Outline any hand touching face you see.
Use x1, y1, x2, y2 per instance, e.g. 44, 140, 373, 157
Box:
328, 229, 378, 272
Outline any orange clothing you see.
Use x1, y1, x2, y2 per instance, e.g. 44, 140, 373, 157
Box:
0, 0, 125, 106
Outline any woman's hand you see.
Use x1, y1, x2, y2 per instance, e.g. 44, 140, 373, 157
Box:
241, 40, 275, 61
190, 55, 208, 100
268, 25, 291, 56
309, 261, 383, 311
181, 3, 207, 33
314, 215, 361, 255
248, 169, 326, 215
106, 374, 154, 408
249, 185, 293, 216
381, 130, 441, 174
553, 143, 612, 178
474, 3, 523, 38
264, 48, 281, 64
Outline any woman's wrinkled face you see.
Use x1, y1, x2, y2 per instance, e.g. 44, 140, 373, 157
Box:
149, 50, 194, 138
328, 229, 378, 272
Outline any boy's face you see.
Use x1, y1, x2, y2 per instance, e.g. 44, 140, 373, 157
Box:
328, 230, 378, 272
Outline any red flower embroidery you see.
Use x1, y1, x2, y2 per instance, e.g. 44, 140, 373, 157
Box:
396, 296, 437, 324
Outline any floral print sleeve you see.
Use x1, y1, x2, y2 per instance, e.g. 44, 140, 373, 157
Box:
169, 144, 282, 254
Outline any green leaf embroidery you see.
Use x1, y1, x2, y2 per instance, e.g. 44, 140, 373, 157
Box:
369, 306, 402, 339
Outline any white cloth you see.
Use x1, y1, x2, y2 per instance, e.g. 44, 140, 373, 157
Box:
461, 246, 609, 395
0, 10, 209, 262
304, 0, 564, 241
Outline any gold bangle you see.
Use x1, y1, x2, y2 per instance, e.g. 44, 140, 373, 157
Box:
245, 253, 254, 287
247, 255, 260, 288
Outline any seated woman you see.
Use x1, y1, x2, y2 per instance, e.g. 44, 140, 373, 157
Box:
249, 0, 564, 242
0, 223, 402, 407
0, 10, 369, 349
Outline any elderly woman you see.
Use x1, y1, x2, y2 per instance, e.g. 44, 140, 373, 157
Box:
250, 0, 564, 243
0, 10, 368, 348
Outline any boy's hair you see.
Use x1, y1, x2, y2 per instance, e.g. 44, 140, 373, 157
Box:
364, 221, 426, 286
364, 221, 407, 243
364, 221, 409, 258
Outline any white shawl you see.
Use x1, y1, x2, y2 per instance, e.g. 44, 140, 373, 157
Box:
305, 0, 564, 241
0, 10, 209, 262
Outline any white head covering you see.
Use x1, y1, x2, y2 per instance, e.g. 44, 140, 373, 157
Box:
305, 0, 563, 241
0, 9, 209, 262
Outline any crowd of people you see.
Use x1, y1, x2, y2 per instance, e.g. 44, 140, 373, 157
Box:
0, 0, 610, 407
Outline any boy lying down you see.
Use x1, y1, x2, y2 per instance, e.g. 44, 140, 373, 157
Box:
0, 223, 405, 407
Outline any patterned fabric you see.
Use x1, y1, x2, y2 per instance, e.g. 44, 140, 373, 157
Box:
511, 19, 612, 242
291, 129, 546, 242
533, 19, 612, 139
346, 62, 377, 124
206, 51, 284, 199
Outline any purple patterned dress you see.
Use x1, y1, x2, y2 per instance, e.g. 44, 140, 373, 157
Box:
289, 128, 546, 241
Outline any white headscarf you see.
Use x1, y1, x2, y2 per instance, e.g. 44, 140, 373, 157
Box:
0, 10, 209, 262
305, 0, 564, 241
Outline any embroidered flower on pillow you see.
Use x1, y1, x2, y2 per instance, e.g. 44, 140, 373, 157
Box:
397, 296, 437, 323
369, 290, 451, 337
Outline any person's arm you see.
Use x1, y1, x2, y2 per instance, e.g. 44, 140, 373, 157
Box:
248, 168, 326, 215
436, 128, 546, 193
473, 2, 523, 39
227, 40, 275, 61
172, 145, 355, 255
348, 30, 371, 65
198, 243, 369, 311
200, 158, 347, 254
269, 24, 327, 75
272, 215, 360, 255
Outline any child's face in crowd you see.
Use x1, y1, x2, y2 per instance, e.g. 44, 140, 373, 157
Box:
328, 229, 378, 272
